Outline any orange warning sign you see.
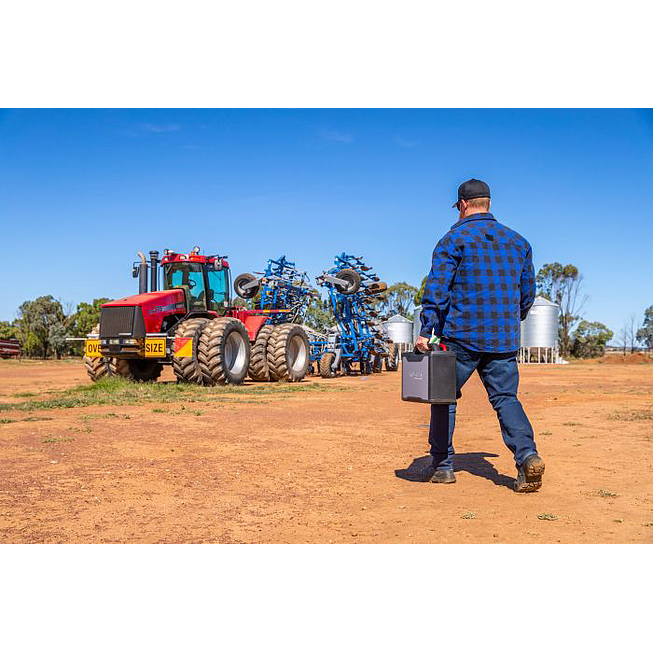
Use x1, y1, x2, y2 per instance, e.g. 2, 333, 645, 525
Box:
174, 337, 193, 358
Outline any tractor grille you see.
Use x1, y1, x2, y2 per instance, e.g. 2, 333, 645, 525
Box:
100, 306, 146, 338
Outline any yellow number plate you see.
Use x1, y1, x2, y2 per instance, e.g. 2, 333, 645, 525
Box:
85, 340, 102, 358
144, 338, 166, 357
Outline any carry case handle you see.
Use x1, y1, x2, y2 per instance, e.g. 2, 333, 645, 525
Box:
413, 342, 448, 354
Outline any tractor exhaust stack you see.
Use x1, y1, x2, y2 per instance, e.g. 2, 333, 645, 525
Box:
149, 250, 159, 292
137, 251, 148, 294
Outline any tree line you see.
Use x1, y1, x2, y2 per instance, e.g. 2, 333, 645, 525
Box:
3, 271, 650, 360
0, 283, 422, 359
414, 261, 652, 359
0, 296, 108, 359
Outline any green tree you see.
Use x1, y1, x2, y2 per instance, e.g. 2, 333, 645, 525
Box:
69, 297, 110, 338
372, 281, 419, 318
48, 322, 70, 359
414, 276, 427, 306
15, 295, 66, 358
636, 305, 653, 351
303, 297, 334, 333
0, 321, 18, 339
536, 262, 587, 357
570, 321, 613, 358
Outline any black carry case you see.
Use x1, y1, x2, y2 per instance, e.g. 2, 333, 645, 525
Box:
401, 347, 457, 404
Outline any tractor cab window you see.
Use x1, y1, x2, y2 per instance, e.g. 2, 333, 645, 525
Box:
164, 263, 206, 311
206, 269, 228, 311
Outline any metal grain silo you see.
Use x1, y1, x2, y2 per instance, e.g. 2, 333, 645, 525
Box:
384, 314, 413, 344
520, 296, 560, 363
521, 297, 559, 347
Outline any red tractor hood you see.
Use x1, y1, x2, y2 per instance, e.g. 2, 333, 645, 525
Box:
104, 290, 185, 309
103, 290, 186, 333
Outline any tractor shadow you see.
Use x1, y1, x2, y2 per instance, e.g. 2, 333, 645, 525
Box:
395, 452, 514, 489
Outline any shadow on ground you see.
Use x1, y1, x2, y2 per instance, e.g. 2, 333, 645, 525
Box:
395, 452, 514, 489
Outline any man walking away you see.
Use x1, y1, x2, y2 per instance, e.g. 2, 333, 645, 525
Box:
415, 179, 545, 492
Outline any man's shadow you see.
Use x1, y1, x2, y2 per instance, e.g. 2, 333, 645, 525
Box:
395, 453, 514, 489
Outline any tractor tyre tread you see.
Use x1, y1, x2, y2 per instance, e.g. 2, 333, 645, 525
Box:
172, 317, 211, 384
319, 352, 336, 378
248, 324, 274, 381
385, 343, 399, 371
198, 317, 250, 385
83, 324, 109, 382
266, 324, 310, 382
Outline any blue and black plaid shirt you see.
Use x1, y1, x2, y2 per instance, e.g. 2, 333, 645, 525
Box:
419, 213, 535, 353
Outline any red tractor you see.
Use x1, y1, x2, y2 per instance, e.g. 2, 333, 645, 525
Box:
83, 248, 310, 385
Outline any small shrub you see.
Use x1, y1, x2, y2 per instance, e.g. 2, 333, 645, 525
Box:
597, 489, 618, 498
537, 513, 558, 521
461, 512, 476, 520
608, 410, 653, 422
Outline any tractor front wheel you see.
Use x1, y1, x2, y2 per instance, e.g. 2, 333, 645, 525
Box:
198, 317, 251, 385
267, 324, 310, 382
372, 354, 383, 373
110, 358, 163, 382
83, 324, 110, 382
85, 356, 109, 382
172, 317, 210, 384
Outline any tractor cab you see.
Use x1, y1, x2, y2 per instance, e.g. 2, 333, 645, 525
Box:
161, 249, 230, 315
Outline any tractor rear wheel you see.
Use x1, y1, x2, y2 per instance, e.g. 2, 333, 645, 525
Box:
385, 343, 399, 371
110, 358, 163, 382
248, 324, 274, 381
319, 352, 337, 378
83, 324, 110, 382
173, 317, 210, 384
198, 317, 250, 385
267, 324, 310, 382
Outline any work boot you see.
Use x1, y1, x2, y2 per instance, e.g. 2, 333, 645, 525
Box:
514, 454, 545, 493
429, 468, 456, 483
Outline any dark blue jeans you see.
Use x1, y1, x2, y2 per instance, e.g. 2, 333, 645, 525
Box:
429, 340, 538, 471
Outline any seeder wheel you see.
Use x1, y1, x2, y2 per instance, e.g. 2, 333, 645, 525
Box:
385, 343, 399, 371
319, 352, 337, 378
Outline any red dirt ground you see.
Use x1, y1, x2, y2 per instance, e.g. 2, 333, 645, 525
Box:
1, 358, 652, 543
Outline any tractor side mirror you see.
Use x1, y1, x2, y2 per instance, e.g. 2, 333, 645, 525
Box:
132, 265, 139, 278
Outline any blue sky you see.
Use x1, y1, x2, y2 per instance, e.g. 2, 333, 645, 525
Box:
1, 109, 651, 340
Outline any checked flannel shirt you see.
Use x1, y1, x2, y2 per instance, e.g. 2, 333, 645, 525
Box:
419, 212, 535, 353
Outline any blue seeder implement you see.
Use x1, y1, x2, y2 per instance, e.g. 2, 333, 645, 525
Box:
233, 255, 316, 323
314, 252, 398, 377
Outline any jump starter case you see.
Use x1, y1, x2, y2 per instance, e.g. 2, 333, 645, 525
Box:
401, 348, 456, 404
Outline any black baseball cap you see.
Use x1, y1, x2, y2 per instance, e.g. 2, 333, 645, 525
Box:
452, 178, 491, 208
